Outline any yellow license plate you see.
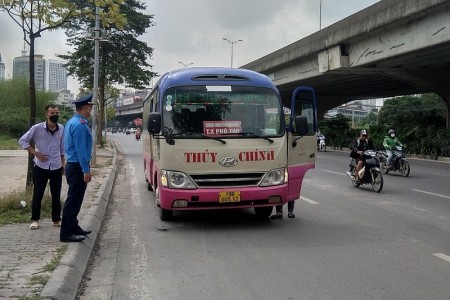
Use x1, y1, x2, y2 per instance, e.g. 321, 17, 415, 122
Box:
219, 191, 241, 203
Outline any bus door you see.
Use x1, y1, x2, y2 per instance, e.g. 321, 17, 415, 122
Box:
287, 86, 317, 201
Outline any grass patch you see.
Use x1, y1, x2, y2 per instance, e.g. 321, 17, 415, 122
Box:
0, 189, 52, 226
0, 134, 20, 150
42, 245, 68, 273
29, 274, 50, 286
27, 244, 67, 291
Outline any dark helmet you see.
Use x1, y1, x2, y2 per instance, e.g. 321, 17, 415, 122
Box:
388, 129, 395, 135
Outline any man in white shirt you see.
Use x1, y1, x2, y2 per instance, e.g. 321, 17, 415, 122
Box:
19, 104, 65, 230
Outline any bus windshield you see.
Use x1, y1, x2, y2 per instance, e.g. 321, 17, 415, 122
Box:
161, 86, 284, 137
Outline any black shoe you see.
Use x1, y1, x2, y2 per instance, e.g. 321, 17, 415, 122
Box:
288, 212, 295, 218
60, 234, 85, 243
270, 213, 283, 220
74, 227, 92, 235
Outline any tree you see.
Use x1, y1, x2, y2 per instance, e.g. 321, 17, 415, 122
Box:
378, 94, 446, 129
319, 114, 351, 149
1, 0, 78, 129
0, 77, 55, 187
1, 0, 125, 188
106, 105, 116, 125
59, 0, 156, 145
378, 94, 448, 157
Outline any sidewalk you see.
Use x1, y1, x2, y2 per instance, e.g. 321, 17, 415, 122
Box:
0, 143, 117, 300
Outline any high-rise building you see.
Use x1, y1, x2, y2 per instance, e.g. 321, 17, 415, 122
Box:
55, 89, 74, 106
13, 54, 45, 90
0, 53, 5, 80
45, 59, 68, 92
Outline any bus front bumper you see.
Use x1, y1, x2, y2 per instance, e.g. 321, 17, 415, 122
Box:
158, 185, 288, 210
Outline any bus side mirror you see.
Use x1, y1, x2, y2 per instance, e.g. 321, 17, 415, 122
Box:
147, 112, 162, 134
294, 116, 308, 136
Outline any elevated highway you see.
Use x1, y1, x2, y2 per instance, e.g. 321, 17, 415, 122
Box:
242, 0, 450, 126
114, 101, 143, 127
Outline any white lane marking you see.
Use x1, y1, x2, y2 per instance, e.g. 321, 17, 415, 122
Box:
433, 253, 450, 263
300, 196, 319, 205
412, 189, 450, 200
128, 160, 142, 207
324, 169, 347, 176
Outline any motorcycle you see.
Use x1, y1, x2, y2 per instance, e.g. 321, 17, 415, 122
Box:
317, 135, 326, 152
346, 150, 384, 193
378, 145, 410, 177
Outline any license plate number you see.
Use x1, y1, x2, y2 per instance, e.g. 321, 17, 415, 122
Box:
219, 191, 240, 203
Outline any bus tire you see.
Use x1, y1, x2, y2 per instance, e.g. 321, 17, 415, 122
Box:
146, 180, 153, 191
254, 206, 273, 219
159, 207, 173, 221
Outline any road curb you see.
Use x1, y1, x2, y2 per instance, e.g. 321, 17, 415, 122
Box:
40, 142, 118, 300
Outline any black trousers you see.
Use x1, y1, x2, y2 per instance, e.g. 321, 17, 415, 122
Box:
31, 165, 62, 222
275, 200, 295, 213
60, 162, 87, 238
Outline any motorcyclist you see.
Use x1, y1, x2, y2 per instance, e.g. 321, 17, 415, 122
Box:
383, 129, 403, 169
316, 130, 324, 148
351, 129, 373, 180
135, 127, 141, 140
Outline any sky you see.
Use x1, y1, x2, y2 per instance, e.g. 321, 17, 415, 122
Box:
0, 0, 379, 95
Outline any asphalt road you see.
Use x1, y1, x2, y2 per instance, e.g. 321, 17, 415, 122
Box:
78, 133, 450, 300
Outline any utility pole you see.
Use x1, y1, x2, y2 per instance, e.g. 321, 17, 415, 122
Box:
87, 6, 108, 165
91, 5, 100, 165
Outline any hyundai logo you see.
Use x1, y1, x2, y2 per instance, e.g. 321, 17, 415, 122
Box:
219, 157, 238, 167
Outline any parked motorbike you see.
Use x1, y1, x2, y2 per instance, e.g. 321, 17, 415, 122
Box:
317, 135, 326, 152
346, 150, 384, 193
378, 145, 410, 177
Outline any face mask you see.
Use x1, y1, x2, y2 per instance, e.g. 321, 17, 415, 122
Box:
49, 115, 59, 123
390, 134, 395, 138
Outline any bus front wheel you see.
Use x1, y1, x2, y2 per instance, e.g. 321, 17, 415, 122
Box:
155, 185, 173, 221
159, 207, 173, 221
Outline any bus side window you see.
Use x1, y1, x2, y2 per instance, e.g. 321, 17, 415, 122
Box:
154, 98, 159, 113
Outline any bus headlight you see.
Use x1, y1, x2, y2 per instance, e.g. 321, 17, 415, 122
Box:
161, 170, 197, 189
259, 168, 287, 187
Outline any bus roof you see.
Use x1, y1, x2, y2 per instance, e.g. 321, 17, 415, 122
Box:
153, 67, 278, 92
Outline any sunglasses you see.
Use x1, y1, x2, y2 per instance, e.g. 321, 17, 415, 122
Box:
361, 135, 367, 137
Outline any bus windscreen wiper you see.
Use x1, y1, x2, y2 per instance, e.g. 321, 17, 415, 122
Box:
241, 132, 274, 144
200, 134, 226, 144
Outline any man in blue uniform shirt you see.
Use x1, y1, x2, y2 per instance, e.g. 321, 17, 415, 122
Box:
60, 94, 95, 243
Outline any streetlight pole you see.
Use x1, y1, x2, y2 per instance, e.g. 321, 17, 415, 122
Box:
319, 0, 322, 30
179, 61, 193, 68
222, 38, 243, 68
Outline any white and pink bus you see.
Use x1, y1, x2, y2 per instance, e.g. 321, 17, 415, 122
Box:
143, 67, 317, 220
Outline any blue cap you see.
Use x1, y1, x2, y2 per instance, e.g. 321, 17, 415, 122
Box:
73, 93, 94, 108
